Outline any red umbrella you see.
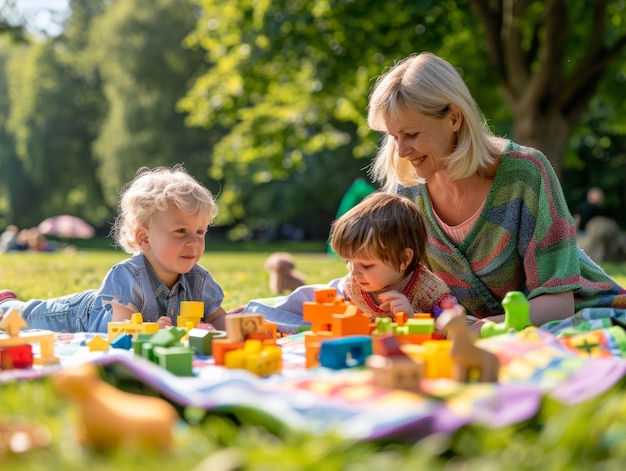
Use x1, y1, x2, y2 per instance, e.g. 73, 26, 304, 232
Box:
38, 215, 96, 239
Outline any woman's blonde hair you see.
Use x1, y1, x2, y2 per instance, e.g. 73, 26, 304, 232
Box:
111, 165, 218, 254
329, 192, 428, 274
367, 52, 500, 190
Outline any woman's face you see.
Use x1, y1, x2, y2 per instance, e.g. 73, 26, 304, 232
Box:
385, 107, 460, 182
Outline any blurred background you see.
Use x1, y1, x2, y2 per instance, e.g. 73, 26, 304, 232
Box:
0, 0, 624, 244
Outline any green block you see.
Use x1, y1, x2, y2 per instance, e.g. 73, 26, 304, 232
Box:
406, 318, 435, 334
154, 346, 193, 376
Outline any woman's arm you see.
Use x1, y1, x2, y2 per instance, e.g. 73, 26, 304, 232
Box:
473, 291, 575, 334
528, 291, 575, 325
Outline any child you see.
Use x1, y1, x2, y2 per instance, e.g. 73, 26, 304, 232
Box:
329, 192, 456, 321
0, 165, 228, 332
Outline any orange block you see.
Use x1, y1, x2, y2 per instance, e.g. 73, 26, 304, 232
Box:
211, 339, 245, 365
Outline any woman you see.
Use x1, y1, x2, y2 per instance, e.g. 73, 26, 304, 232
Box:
367, 51, 626, 331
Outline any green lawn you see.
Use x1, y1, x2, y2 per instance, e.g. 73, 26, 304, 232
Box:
2, 246, 626, 470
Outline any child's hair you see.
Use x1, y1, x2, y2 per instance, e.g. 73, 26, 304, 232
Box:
329, 192, 428, 274
112, 164, 218, 254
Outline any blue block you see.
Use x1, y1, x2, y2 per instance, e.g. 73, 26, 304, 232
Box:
319, 335, 373, 369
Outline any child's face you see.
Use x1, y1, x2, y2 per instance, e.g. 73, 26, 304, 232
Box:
345, 257, 406, 293
137, 206, 209, 288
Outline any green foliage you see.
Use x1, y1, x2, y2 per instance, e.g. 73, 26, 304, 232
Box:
0, 0, 624, 235
89, 0, 221, 207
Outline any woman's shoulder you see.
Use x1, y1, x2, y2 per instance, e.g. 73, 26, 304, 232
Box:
501, 139, 552, 167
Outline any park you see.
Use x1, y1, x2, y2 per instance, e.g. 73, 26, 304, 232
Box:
1, 0, 626, 470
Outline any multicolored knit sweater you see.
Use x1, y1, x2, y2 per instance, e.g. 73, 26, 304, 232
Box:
342, 266, 456, 321
399, 140, 626, 318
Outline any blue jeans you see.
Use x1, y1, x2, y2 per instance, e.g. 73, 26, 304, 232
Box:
0, 289, 110, 333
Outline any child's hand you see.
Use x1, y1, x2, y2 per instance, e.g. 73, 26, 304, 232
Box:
157, 316, 173, 329
378, 290, 413, 317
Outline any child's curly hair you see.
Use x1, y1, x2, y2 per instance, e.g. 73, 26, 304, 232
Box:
111, 165, 218, 254
329, 192, 428, 274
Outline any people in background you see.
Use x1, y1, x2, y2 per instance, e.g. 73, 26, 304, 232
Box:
574, 187, 605, 233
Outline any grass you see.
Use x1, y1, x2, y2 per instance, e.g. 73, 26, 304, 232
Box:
2, 244, 626, 470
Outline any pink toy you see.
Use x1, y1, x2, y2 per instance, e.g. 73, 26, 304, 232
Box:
53, 363, 179, 452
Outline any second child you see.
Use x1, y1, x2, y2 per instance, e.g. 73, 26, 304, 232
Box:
329, 192, 456, 321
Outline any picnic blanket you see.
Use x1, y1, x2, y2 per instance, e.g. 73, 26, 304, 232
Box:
2, 310, 626, 442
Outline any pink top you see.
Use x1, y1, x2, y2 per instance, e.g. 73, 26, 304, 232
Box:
434, 200, 486, 245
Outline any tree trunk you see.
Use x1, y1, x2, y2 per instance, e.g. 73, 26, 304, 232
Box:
510, 102, 572, 176
468, 0, 626, 179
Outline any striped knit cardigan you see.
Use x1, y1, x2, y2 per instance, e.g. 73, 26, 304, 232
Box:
398, 140, 626, 319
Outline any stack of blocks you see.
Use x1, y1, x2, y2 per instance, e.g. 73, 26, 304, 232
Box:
0, 308, 59, 369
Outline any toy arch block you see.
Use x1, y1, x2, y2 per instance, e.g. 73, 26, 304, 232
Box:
318, 335, 373, 369
366, 354, 423, 392
225, 313, 266, 342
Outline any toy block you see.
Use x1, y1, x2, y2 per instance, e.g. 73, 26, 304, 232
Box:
262, 321, 277, 339
331, 305, 372, 336
111, 334, 133, 350
245, 344, 282, 376
177, 301, 204, 328
314, 288, 339, 303
481, 291, 531, 338
223, 340, 261, 369
303, 330, 335, 368
187, 329, 227, 356
395, 333, 434, 346
133, 332, 156, 355
154, 346, 193, 376
141, 342, 156, 362
372, 334, 406, 357
395, 312, 407, 326
373, 317, 394, 334
366, 354, 423, 391
211, 338, 245, 365
406, 317, 435, 334
224, 339, 283, 376
0, 344, 33, 369
86, 335, 110, 352
439, 305, 499, 382
0, 308, 27, 336
303, 289, 352, 333
0, 312, 59, 365
149, 329, 181, 348
225, 313, 266, 342
107, 313, 159, 341
318, 335, 373, 369
416, 340, 454, 379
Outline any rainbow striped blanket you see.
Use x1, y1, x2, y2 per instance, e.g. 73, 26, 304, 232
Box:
2, 318, 626, 441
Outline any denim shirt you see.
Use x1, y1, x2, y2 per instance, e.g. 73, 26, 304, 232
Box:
93, 254, 224, 329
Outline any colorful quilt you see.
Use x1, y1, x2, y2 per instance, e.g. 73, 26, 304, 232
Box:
2, 319, 626, 442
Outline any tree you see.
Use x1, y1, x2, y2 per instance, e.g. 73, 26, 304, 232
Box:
89, 0, 222, 208
469, 0, 626, 176
2, 1, 109, 228
180, 0, 473, 235
181, 0, 625, 236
